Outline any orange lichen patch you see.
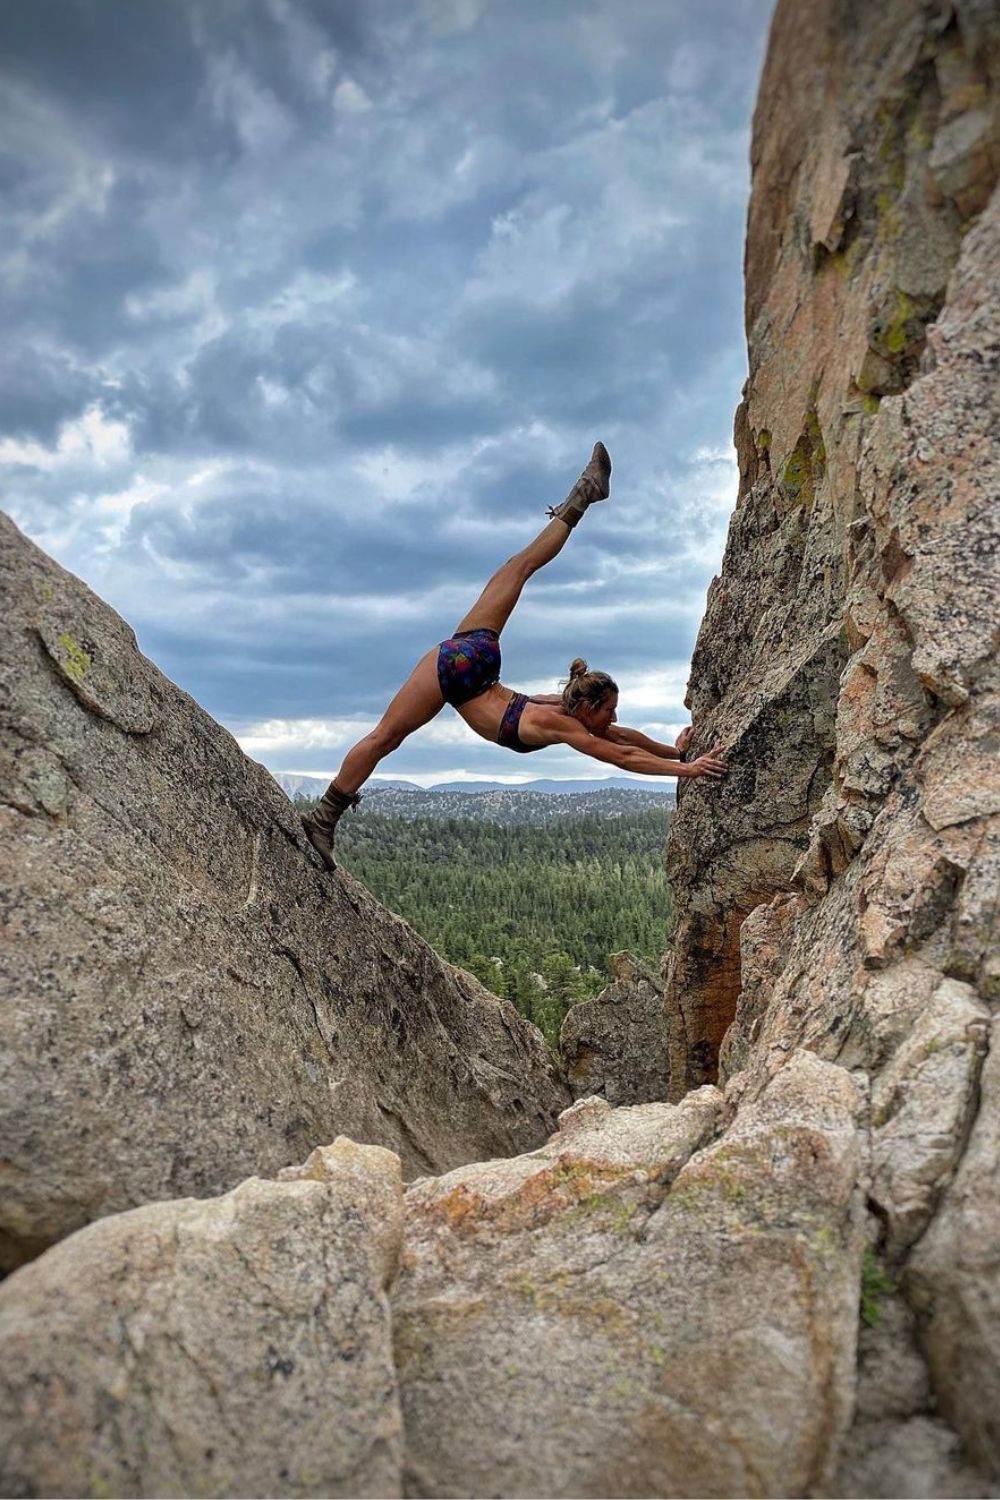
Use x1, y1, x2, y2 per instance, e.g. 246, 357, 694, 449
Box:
430, 1181, 484, 1233
427, 1156, 636, 1239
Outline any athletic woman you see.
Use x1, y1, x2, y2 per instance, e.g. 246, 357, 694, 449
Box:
302, 442, 727, 869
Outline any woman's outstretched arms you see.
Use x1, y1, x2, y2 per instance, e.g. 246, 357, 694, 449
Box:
606, 724, 690, 758
532, 712, 726, 779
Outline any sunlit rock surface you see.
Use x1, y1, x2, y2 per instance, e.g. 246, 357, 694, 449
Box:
0, 1138, 404, 1499
393, 1052, 864, 1498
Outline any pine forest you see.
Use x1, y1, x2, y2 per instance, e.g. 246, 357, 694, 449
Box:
299, 795, 674, 1051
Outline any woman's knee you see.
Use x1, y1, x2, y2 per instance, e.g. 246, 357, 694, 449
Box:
369, 723, 407, 755
501, 552, 536, 585
496, 548, 532, 576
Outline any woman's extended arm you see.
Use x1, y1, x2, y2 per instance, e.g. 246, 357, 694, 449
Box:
534, 713, 726, 779
606, 724, 684, 758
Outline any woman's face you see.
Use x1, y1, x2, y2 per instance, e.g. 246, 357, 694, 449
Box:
580, 690, 618, 735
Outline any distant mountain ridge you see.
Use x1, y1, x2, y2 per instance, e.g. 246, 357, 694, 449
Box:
272, 772, 677, 799
275, 774, 677, 827
352, 784, 676, 825
274, 773, 420, 798
431, 777, 676, 796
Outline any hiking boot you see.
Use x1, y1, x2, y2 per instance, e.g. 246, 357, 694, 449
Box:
546, 441, 612, 528
301, 782, 362, 871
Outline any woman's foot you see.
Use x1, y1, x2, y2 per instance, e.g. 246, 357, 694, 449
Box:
301, 782, 362, 870
546, 441, 612, 527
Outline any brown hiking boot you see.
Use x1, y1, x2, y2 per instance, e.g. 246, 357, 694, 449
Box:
301, 782, 362, 871
546, 441, 612, 528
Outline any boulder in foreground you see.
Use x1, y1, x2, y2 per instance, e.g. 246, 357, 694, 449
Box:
0, 1138, 404, 1499
393, 1051, 864, 1499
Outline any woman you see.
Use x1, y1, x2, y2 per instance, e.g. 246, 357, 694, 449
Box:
302, 442, 727, 869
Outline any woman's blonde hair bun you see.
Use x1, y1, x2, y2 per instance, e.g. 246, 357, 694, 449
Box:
560, 659, 619, 715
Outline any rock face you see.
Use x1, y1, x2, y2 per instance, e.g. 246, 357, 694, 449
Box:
834, 1284, 994, 1499
662, 0, 1000, 1489
559, 951, 670, 1104
906, 1033, 1000, 1479
0, 510, 570, 1272
666, 0, 1000, 1102
0, 1138, 404, 1499
393, 1050, 865, 1499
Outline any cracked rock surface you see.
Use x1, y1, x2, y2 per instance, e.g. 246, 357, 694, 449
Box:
667, 0, 999, 1104
662, 0, 999, 1492
393, 1051, 865, 1499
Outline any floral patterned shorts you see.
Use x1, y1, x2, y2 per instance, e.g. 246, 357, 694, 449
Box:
436, 627, 502, 707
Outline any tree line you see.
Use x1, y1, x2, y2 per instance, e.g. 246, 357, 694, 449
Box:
299, 798, 673, 1051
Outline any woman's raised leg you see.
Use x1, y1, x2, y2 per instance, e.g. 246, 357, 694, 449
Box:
451, 515, 573, 635
452, 441, 610, 635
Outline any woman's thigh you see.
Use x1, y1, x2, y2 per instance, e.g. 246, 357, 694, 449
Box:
377, 645, 445, 737
452, 557, 532, 636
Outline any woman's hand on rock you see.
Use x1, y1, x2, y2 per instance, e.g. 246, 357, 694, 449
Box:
675, 726, 693, 755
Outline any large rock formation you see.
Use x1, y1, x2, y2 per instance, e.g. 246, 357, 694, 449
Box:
0, 1137, 405, 1498
0, 510, 570, 1272
559, 950, 671, 1104
662, 0, 1000, 1488
666, 0, 999, 1102
0, 1058, 865, 1499
393, 1051, 864, 1499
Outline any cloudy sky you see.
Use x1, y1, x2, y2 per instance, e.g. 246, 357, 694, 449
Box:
2, 0, 774, 786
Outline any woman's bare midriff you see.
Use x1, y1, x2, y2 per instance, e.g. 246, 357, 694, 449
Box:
456, 682, 567, 747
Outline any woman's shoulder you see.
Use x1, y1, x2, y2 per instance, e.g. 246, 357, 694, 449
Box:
524, 698, 569, 722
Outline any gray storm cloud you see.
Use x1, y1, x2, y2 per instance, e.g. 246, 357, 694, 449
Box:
1, 0, 772, 779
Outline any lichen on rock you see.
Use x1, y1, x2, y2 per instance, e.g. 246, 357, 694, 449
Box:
393, 1051, 865, 1499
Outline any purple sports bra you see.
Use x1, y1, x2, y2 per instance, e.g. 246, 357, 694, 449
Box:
497, 693, 546, 754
